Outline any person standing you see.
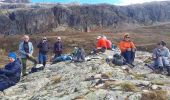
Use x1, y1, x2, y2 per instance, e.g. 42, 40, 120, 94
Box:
53, 36, 63, 58
119, 33, 136, 66
19, 35, 37, 76
37, 36, 49, 67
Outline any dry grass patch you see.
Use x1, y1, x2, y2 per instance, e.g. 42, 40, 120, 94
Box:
73, 95, 86, 100
151, 80, 165, 86
130, 72, 146, 80
141, 90, 168, 100
51, 75, 62, 84
120, 82, 140, 92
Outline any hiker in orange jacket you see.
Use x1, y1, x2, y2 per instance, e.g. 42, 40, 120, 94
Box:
91, 36, 107, 54
119, 33, 136, 66
96, 36, 107, 49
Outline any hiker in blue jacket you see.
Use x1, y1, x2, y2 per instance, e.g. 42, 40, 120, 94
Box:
53, 36, 63, 58
0, 52, 21, 91
19, 35, 37, 76
37, 36, 49, 67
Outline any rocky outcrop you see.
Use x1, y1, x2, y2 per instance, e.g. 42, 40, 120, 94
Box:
1, 51, 170, 99
1, 1, 170, 34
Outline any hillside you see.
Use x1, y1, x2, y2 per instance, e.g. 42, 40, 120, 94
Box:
0, 1, 170, 34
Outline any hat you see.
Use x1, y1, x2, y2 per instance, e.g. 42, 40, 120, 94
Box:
97, 36, 101, 39
8, 52, 17, 60
158, 40, 166, 46
123, 33, 130, 38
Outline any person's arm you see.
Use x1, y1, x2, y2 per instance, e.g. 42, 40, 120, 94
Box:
130, 42, 136, 49
0, 64, 18, 76
152, 49, 157, 59
165, 48, 170, 58
119, 41, 127, 53
19, 42, 26, 55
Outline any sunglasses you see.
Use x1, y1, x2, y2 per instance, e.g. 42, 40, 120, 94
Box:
43, 39, 47, 40
125, 37, 130, 38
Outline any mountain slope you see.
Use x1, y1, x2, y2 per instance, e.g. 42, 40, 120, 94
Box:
0, 1, 170, 34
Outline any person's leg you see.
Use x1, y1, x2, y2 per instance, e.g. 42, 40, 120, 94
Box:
21, 58, 27, 76
167, 66, 170, 76
162, 57, 170, 67
43, 54, 47, 66
0, 81, 11, 91
162, 57, 170, 74
122, 51, 131, 64
28, 55, 37, 66
57, 51, 62, 57
157, 57, 164, 72
38, 53, 43, 64
130, 51, 135, 64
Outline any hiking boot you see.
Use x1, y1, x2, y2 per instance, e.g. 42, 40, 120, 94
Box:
167, 66, 170, 76
154, 69, 160, 74
22, 72, 29, 77
158, 66, 163, 72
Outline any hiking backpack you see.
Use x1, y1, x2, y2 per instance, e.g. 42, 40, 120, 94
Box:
112, 54, 125, 66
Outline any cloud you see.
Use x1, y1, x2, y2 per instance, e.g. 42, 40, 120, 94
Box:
116, 0, 169, 5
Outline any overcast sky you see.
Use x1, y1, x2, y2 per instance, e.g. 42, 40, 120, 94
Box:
31, 0, 168, 5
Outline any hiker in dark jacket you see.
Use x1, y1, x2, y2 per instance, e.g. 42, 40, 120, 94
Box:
152, 40, 170, 76
37, 36, 49, 66
0, 52, 21, 91
53, 36, 63, 58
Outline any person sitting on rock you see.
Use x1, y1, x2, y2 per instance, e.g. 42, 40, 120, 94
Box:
53, 36, 63, 58
73, 47, 86, 62
152, 40, 170, 76
19, 35, 37, 76
92, 35, 107, 54
37, 36, 49, 67
0, 52, 21, 91
96, 35, 107, 50
119, 33, 136, 66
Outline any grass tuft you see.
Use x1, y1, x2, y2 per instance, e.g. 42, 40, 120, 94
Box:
51, 75, 62, 84
141, 90, 168, 100
120, 82, 140, 92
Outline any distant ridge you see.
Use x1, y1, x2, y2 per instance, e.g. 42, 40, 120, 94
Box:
0, 1, 170, 34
